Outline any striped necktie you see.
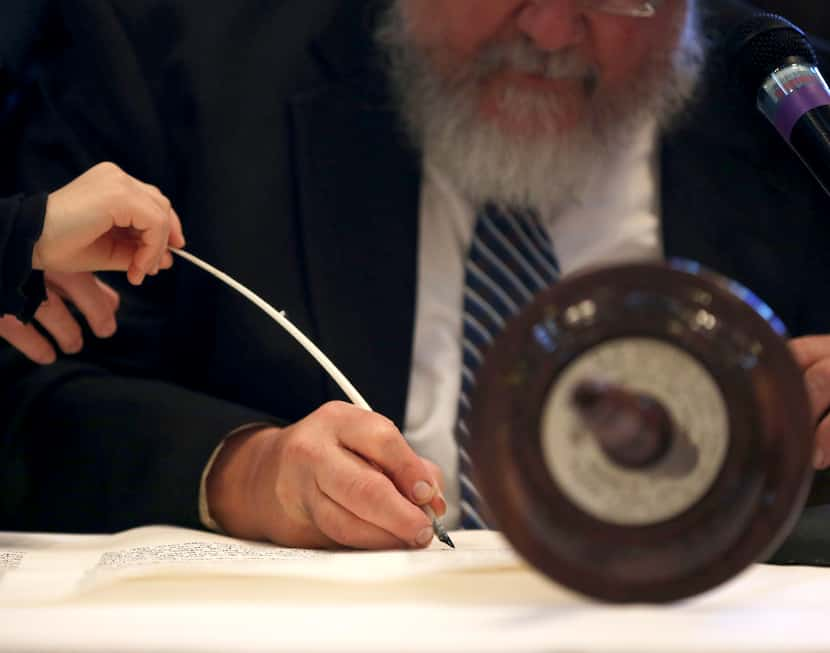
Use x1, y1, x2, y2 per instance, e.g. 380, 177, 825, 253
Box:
457, 203, 561, 529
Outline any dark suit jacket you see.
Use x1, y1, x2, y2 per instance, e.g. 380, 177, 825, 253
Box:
1, 0, 829, 563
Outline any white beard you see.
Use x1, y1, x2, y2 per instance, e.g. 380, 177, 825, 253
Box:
376, 3, 706, 214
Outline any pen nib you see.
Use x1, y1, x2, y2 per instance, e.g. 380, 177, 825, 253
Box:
423, 504, 455, 548
438, 531, 456, 549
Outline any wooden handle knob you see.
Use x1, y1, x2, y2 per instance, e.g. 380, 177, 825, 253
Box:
571, 379, 674, 469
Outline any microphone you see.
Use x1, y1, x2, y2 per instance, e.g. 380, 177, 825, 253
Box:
730, 13, 830, 197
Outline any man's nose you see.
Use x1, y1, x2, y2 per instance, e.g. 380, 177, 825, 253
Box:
516, 0, 588, 52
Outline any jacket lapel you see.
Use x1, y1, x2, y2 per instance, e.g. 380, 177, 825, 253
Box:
288, 2, 421, 425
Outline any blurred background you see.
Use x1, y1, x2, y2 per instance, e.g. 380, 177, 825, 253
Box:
751, 0, 830, 39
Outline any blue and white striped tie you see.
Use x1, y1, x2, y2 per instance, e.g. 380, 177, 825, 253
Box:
457, 203, 560, 529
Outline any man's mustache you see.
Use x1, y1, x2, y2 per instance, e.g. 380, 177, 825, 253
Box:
456, 39, 600, 90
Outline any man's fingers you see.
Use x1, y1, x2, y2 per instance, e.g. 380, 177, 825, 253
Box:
0, 273, 120, 363
334, 406, 440, 507
95, 276, 121, 311
815, 414, 830, 469
316, 447, 433, 548
420, 458, 447, 516
789, 336, 830, 467
168, 209, 186, 248
0, 316, 57, 365
790, 336, 830, 371
113, 178, 181, 281
33, 290, 84, 354
802, 355, 830, 424
109, 184, 171, 280
47, 273, 119, 339
135, 179, 184, 252
792, 336, 830, 468
131, 196, 171, 279
310, 486, 407, 550
157, 249, 175, 270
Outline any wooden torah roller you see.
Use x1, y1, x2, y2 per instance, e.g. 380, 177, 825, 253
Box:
469, 261, 813, 603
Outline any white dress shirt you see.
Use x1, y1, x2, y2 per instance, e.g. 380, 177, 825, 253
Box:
403, 121, 664, 527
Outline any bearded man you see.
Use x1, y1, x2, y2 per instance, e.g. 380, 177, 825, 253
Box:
1, 0, 830, 560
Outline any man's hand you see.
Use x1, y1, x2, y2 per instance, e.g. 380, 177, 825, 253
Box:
32, 162, 186, 285
790, 335, 830, 470
0, 272, 119, 364
206, 402, 448, 550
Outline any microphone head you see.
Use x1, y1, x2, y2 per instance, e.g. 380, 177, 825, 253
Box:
729, 13, 817, 99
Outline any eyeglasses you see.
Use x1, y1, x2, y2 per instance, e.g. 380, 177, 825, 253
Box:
580, 0, 662, 18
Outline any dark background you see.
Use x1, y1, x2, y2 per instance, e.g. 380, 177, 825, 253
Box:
751, 1, 830, 39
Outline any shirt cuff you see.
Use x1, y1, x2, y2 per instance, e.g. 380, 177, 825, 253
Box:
198, 422, 274, 532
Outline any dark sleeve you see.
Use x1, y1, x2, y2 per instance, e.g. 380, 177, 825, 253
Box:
0, 193, 47, 320
0, 1, 278, 534
0, 358, 277, 532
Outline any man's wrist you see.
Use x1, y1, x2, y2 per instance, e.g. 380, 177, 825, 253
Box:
204, 424, 279, 539
198, 439, 228, 532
